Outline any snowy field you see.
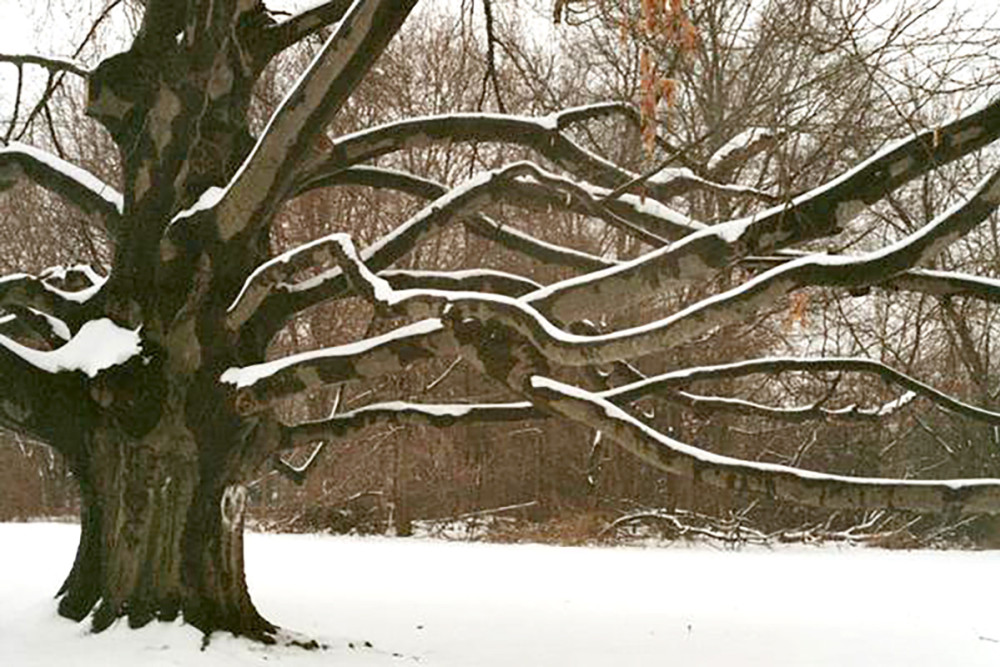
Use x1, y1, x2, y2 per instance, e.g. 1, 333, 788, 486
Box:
2, 523, 999, 666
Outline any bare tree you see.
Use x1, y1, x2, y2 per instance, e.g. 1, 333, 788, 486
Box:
3, 0, 1000, 643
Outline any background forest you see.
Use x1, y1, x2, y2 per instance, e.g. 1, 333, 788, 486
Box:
3, 0, 1000, 548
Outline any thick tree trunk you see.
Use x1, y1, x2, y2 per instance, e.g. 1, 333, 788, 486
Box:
56, 410, 274, 639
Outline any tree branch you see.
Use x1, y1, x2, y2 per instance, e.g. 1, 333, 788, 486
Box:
0, 53, 90, 78
606, 357, 999, 426
0, 142, 123, 235
205, 0, 418, 243
237, 162, 616, 338
0, 267, 106, 332
221, 318, 457, 415
528, 97, 1000, 321
263, 0, 355, 56
528, 375, 1000, 515
280, 400, 541, 449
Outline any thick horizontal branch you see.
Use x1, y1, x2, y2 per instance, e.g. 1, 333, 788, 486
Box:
281, 400, 542, 449
222, 319, 458, 414
527, 97, 1000, 321
379, 269, 541, 297
0, 142, 122, 234
510, 166, 1000, 360
745, 256, 1000, 304
0, 53, 90, 78
529, 376, 1000, 515
298, 103, 649, 192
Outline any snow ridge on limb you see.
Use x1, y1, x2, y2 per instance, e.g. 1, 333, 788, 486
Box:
528, 163, 1000, 344
606, 357, 1000, 426
0, 142, 123, 234
221, 319, 457, 415
212, 0, 419, 242
528, 97, 1000, 321
529, 376, 1000, 514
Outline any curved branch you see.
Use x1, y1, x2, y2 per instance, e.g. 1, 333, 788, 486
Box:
518, 166, 1000, 354
238, 162, 616, 339
297, 103, 697, 203
0, 267, 105, 332
606, 357, 1000, 426
297, 164, 622, 263
529, 376, 1000, 515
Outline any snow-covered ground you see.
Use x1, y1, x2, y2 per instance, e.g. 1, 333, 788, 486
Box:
1, 523, 999, 666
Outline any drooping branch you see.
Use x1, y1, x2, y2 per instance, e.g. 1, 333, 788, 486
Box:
528, 375, 1000, 515
528, 98, 1000, 321
0, 142, 123, 235
208, 0, 419, 243
606, 357, 1000, 426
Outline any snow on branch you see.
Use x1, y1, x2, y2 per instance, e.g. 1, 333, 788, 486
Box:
0, 266, 105, 332
213, 0, 418, 242
238, 162, 618, 337
0, 142, 123, 233
0, 318, 141, 378
0, 53, 90, 78
529, 98, 1000, 321
298, 104, 638, 192
528, 375, 1000, 515
221, 319, 457, 415
281, 401, 542, 449
296, 165, 621, 266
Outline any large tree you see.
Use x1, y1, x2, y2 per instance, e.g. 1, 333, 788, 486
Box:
3, 0, 1000, 642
